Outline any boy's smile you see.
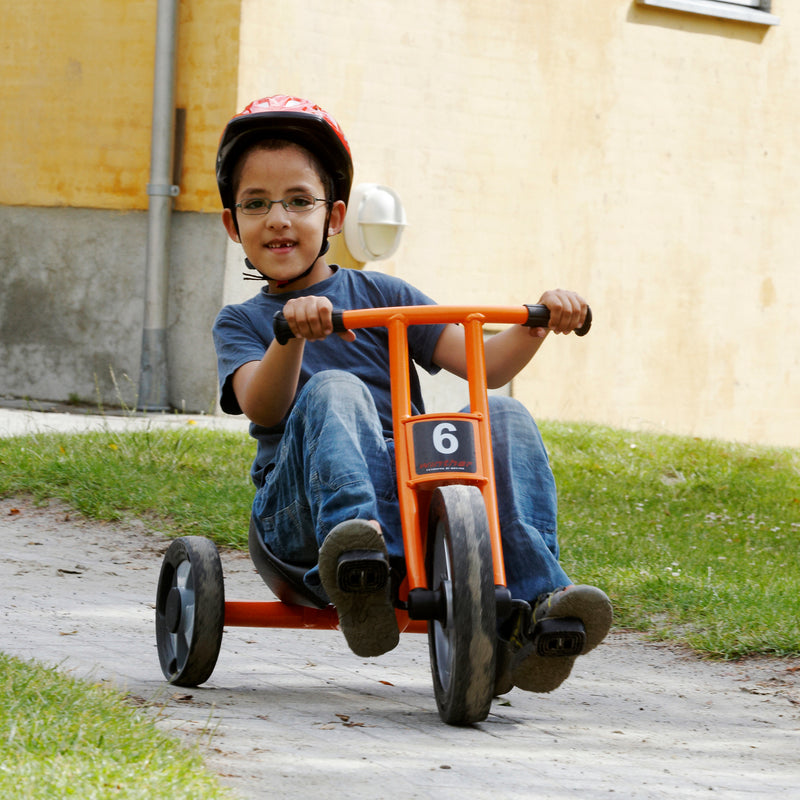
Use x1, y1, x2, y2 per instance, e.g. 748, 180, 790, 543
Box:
223, 144, 345, 292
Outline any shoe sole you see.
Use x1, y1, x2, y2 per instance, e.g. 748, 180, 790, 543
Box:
540, 584, 613, 654
318, 520, 399, 658
512, 585, 612, 693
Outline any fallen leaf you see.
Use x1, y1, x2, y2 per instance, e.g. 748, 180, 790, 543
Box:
379, 680, 394, 686
125, 695, 148, 706
9, 508, 21, 516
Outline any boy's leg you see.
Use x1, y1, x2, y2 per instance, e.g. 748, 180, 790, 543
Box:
488, 397, 570, 602
251, 370, 401, 654
488, 397, 611, 693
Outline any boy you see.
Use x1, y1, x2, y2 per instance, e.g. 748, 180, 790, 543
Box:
212, 95, 611, 695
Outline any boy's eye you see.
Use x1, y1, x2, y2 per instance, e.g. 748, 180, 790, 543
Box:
285, 194, 315, 210
241, 198, 269, 211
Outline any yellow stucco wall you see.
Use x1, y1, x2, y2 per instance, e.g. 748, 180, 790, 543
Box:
2, 0, 797, 445
228, 0, 798, 447
0, 0, 239, 212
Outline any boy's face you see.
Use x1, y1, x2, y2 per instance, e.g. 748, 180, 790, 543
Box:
222, 143, 345, 292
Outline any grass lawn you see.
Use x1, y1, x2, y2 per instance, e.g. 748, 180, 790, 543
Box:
543, 422, 800, 658
0, 652, 233, 799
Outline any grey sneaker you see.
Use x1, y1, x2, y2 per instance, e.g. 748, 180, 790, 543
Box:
511, 584, 612, 693
318, 519, 399, 658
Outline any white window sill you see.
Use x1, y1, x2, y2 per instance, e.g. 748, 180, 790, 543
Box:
636, 0, 780, 25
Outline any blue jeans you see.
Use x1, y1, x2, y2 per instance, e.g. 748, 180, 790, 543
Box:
252, 370, 571, 602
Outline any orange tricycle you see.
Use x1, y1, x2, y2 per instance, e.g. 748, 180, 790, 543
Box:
154, 303, 590, 725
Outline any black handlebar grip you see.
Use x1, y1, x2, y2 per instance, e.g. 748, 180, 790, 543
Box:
523, 304, 592, 337
272, 310, 294, 345
272, 310, 348, 345
331, 311, 346, 336
576, 306, 592, 336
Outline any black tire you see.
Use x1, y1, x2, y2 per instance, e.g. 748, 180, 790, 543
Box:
427, 485, 496, 725
155, 536, 225, 686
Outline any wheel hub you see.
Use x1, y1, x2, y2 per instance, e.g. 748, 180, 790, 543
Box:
165, 585, 188, 633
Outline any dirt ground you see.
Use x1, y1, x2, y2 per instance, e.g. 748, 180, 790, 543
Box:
2, 497, 798, 799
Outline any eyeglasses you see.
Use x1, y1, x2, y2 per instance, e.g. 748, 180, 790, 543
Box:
235, 194, 331, 216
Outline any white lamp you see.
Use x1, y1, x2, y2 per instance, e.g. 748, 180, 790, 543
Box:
343, 183, 408, 262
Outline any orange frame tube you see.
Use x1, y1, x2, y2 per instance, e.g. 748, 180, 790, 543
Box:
224, 601, 427, 634
340, 306, 531, 591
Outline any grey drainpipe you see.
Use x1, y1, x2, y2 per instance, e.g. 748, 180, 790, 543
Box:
138, 0, 179, 411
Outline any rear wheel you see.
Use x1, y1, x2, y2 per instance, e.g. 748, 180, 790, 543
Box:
427, 485, 496, 725
155, 536, 225, 686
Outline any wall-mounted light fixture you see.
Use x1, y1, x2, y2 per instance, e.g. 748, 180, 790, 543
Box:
343, 183, 408, 262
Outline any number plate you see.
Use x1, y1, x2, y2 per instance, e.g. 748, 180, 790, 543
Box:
411, 419, 477, 475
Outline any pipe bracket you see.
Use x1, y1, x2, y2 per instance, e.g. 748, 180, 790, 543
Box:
147, 184, 181, 197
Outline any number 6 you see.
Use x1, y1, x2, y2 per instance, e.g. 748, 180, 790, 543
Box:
433, 423, 459, 454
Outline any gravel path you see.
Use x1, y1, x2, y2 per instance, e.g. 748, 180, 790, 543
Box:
2, 497, 798, 799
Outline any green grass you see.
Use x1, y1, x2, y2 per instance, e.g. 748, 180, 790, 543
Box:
0, 421, 798, 659
543, 422, 800, 658
0, 652, 233, 799
0, 425, 254, 548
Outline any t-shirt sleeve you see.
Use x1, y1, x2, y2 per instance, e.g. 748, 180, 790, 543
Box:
211, 305, 268, 415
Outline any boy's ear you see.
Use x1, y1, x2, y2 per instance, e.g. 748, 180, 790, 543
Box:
222, 208, 240, 242
327, 200, 347, 236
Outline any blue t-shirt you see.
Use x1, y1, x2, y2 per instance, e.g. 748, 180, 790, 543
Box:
212, 266, 445, 486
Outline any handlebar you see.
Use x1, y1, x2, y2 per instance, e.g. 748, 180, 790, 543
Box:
272, 304, 592, 346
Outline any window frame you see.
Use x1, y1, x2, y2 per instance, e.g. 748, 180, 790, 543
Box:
636, 0, 780, 25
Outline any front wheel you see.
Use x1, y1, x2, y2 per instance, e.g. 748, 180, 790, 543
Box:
155, 536, 225, 686
427, 485, 496, 725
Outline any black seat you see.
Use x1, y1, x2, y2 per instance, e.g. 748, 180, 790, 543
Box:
247, 517, 327, 609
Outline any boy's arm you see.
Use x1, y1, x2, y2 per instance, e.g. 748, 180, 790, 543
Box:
232, 340, 304, 428
432, 289, 588, 389
231, 296, 355, 427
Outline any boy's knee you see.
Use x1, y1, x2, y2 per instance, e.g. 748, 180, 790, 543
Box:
488, 396, 524, 413
302, 370, 374, 409
489, 396, 536, 426
306, 370, 365, 394
488, 396, 547, 450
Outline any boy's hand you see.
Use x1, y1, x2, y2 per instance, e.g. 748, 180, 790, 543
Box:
282, 296, 356, 343
528, 289, 588, 338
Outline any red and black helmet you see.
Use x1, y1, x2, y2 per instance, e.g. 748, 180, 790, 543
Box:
216, 95, 353, 211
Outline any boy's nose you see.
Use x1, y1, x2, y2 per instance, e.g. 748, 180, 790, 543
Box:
264, 204, 291, 226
